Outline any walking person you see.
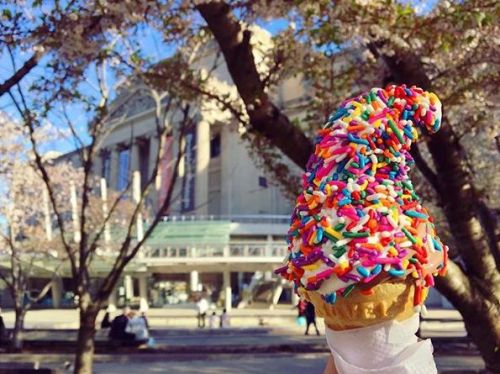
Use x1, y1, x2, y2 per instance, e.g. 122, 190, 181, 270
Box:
208, 312, 217, 328
296, 299, 307, 327
220, 308, 230, 328
304, 301, 320, 336
196, 296, 208, 328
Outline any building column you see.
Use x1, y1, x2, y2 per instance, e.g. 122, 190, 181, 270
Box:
195, 120, 210, 215
130, 140, 141, 173
94, 151, 103, 178
124, 275, 133, 303
148, 135, 160, 188
110, 146, 120, 191
138, 275, 148, 311
266, 234, 273, 257
51, 277, 63, 308
148, 135, 160, 210
270, 281, 283, 310
133, 170, 144, 242
223, 269, 232, 312
190, 270, 199, 293
100, 178, 111, 244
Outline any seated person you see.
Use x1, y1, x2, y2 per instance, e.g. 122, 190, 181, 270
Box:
109, 306, 135, 341
125, 311, 149, 344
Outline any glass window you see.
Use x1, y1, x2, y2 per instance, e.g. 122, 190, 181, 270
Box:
139, 139, 150, 190
258, 176, 268, 188
117, 148, 130, 190
210, 133, 221, 158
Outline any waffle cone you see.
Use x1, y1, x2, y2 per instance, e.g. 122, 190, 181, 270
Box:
302, 279, 421, 331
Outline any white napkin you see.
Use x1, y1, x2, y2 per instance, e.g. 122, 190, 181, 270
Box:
325, 314, 437, 374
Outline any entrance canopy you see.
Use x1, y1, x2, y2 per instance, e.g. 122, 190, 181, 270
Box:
145, 220, 231, 247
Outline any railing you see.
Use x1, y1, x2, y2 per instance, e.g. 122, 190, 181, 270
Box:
141, 241, 288, 259
161, 214, 290, 224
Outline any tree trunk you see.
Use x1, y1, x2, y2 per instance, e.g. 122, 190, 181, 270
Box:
10, 307, 25, 352
435, 262, 500, 372
73, 307, 98, 374
427, 127, 500, 372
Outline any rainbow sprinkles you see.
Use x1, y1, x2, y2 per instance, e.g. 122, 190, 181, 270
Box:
275, 85, 448, 307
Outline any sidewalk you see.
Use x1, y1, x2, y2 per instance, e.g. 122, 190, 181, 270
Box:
0, 352, 485, 373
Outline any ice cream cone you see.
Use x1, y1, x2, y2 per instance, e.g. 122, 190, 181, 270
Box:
301, 279, 423, 331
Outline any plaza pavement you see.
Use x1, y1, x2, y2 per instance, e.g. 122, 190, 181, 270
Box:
0, 305, 466, 336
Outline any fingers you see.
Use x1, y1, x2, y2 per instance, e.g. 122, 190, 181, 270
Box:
322, 354, 338, 374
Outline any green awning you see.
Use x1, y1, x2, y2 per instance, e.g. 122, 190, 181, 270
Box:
145, 220, 231, 247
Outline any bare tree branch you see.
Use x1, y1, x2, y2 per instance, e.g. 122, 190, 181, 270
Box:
0, 52, 42, 97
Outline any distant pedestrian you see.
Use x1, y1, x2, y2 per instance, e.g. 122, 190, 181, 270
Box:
220, 308, 230, 328
196, 296, 208, 328
296, 300, 307, 327
100, 305, 113, 329
208, 312, 217, 328
304, 302, 320, 336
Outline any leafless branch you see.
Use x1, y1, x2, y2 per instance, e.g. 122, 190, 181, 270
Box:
0, 52, 42, 97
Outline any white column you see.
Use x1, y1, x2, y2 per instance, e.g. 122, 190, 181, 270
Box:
124, 275, 133, 302
100, 178, 111, 244
264, 271, 273, 281
223, 269, 232, 312
138, 275, 148, 311
133, 171, 144, 242
70, 181, 81, 244
43, 187, 52, 242
148, 135, 160, 211
51, 277, 63, 308
94, 152, 103, 178
148, 135, 160, 189
270, 283, 283, 310
195, 120, 210, 215
131, 140, 141, 173
266, 234, 273, 257
190, 270, 199, 292
110, 146, 120, 191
